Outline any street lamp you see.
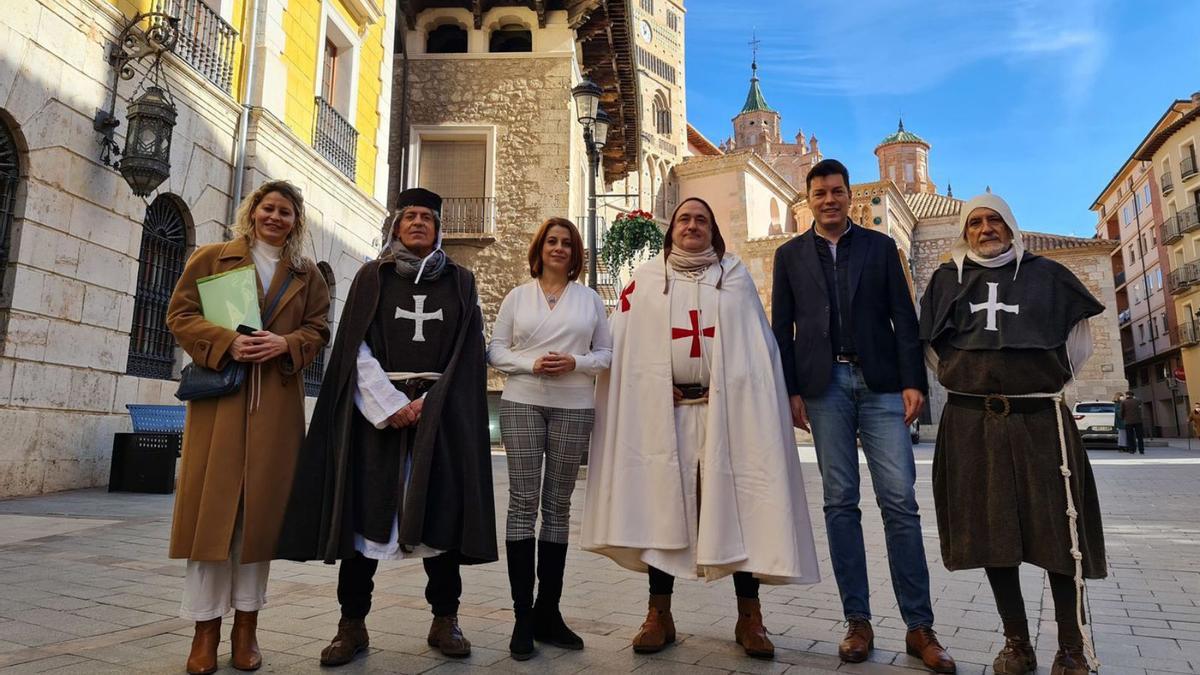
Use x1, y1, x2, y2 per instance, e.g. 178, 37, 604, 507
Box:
572, 80, 611, 290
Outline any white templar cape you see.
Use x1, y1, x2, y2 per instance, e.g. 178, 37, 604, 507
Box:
581, 254, 820, 584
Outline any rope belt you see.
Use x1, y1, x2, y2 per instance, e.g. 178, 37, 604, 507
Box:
948, 389, 1099, 671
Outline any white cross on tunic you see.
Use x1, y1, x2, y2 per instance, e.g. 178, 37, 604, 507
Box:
968, 282, 1020, 332
395, 295, 443, 342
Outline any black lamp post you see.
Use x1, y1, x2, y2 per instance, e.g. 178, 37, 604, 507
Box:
571, 80, 611, 290
94, 12, 180, 197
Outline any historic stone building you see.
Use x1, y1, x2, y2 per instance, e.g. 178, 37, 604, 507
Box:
0, 0, 395, 497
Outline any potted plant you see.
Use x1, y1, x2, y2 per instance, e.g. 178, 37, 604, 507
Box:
598, 209, 663, 279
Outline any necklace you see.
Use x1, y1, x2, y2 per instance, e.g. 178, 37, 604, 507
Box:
541, 280, 567, 306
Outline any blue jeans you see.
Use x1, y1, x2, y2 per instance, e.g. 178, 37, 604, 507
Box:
805, 363, 934, 629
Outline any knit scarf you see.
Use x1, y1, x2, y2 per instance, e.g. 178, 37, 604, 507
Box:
664, 246, 722, 292
389, 239, 447, 282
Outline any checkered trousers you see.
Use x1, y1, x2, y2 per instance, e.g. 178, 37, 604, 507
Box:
499, 399, 595, 544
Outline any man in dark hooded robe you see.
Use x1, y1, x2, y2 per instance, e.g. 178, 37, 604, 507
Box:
919, 193, 1106, 675
277, 187, 496, 666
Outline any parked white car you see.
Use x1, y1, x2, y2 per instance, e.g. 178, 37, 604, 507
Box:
1073, 401, 1118, 447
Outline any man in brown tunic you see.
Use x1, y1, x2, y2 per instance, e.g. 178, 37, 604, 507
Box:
919, 194, 1106, 675
1119, 391, 1145, 454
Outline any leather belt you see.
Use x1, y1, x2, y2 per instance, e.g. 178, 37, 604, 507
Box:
947, 392, 1057, 418
676, 383, 709, 400
394, 378, 436, 401
835, 353, 859, 364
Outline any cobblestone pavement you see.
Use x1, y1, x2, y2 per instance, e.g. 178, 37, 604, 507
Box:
0, 444, 1198, 674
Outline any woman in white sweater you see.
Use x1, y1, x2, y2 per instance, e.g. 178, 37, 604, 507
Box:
488, 217, 612, 661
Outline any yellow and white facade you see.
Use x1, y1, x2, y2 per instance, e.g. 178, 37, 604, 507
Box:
0, 0, 394, 496
1136, 93, 1200, 407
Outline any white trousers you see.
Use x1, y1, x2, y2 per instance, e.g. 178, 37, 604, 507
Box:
180, 515, 270, 620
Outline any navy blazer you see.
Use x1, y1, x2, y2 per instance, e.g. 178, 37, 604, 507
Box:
771, 223, 927, 398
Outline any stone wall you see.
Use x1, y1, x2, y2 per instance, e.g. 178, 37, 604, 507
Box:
0, 0, 387, 497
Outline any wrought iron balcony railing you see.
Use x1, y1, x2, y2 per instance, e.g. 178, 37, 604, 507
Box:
1182, 154, 1198, 180
151, 0, 238, 94
313, 96, 357, 181
1168, 259, 1200, 294
440, 197, 494, 235
1162, 171, 1175, 194
1176, 321, 1200, 347
1162, 204, 1200, 245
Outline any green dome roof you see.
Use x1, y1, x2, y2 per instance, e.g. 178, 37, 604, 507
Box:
739, 61, 775, 114
878, 118, 928, 147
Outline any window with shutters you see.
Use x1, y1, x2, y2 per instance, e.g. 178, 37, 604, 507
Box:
127, 195, 190, 379
408, 126, 496, 236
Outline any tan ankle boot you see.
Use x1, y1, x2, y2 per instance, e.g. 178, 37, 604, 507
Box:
186, 617, 221, 675
994, 620, 1037, 674
734, 597, 774, 659
231, 610, 262, 671
632, 594, 676, 653
320, 618, 369, 667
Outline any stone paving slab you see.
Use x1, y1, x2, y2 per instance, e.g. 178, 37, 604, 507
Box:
0, 445, 1197, 673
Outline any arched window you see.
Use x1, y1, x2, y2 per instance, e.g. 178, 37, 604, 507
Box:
489, 23, 532, 52
0, 114, 20, 296
304, 262, 336, 396
127, 195, 189, 380
427, 23, 468, 53
653, 91, 671, 136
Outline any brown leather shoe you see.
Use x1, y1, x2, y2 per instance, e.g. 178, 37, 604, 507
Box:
186, 617, 221, 675
427, 616, 471, 657
733, 597, 774, 659
906, 626, 956, 673
319, 618, 369, 667
230, 610, 262, 671
631, 594, 676, 653
993, 620, 1036, 675
1050, 647, 1089, 675
838, 618, 873, 663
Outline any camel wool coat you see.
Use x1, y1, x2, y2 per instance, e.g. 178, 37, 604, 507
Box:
167, 238, 330, 563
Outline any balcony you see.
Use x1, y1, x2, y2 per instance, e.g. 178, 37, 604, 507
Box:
440, 197, 494, 235
1168, 260, 1200, 294
1183, 154, 1198, 180
313, 97, 357, 181
1176, 321, 1200, 347
1162, 171, 1175, 195
1162, 204, 1200, 244
151, 0, 238, 94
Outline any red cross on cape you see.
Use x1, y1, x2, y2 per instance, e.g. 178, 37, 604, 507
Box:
672, 309, 715, 358
619, 281, 636, 312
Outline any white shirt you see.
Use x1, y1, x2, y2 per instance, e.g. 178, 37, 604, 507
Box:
250, 240, 282, 290
488, 280, 612, 409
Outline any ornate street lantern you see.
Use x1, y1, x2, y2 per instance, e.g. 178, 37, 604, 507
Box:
119, 86, 177, 197
93, 12, 180, 197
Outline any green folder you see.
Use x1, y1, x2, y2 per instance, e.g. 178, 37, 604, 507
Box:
196, 265, 261, 331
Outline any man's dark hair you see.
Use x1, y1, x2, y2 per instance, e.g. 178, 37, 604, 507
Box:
806, 159, 851, 192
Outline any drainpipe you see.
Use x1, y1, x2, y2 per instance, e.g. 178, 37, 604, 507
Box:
397, 21, 410, 197
228, 0, 263, 233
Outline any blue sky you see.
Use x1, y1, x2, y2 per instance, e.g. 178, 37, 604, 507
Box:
682, 0, 1200, 237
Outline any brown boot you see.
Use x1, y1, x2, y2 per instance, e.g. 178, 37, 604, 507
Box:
632, 594, 676, 653
1050, 646, 1089, 675
319, 618, 369, 667
838, 618, 873, 663
906, 626, 957, 673
733, 597, 774, 659
230, 610, 262, 671
185, 617, 221, 675
427, 616, 471, 657
993, 621, 1037, 674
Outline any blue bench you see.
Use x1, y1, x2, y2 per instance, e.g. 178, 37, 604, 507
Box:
109, 404, 186, 494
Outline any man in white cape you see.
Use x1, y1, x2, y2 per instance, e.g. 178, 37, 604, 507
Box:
582, 198, 820, 661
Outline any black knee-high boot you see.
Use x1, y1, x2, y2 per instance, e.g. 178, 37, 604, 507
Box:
533, 540, 584, 649
506, 539, 536, 660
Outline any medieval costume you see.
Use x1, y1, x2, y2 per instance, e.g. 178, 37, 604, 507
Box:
920, 193, 1106, 675
582, 200, 820, 660
276, 188, 496, 666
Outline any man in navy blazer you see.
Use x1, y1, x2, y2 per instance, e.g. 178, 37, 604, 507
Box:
771, 160, 953, 673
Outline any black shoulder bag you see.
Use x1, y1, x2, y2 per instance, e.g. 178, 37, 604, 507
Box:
175, 274, 294, 402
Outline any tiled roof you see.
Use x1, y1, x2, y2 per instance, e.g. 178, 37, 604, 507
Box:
904, 192, 963, 219
686, 124, 723, 156
1023, 232, 1117, 253
877, 118, 928, 148
739, 63, 774, 114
